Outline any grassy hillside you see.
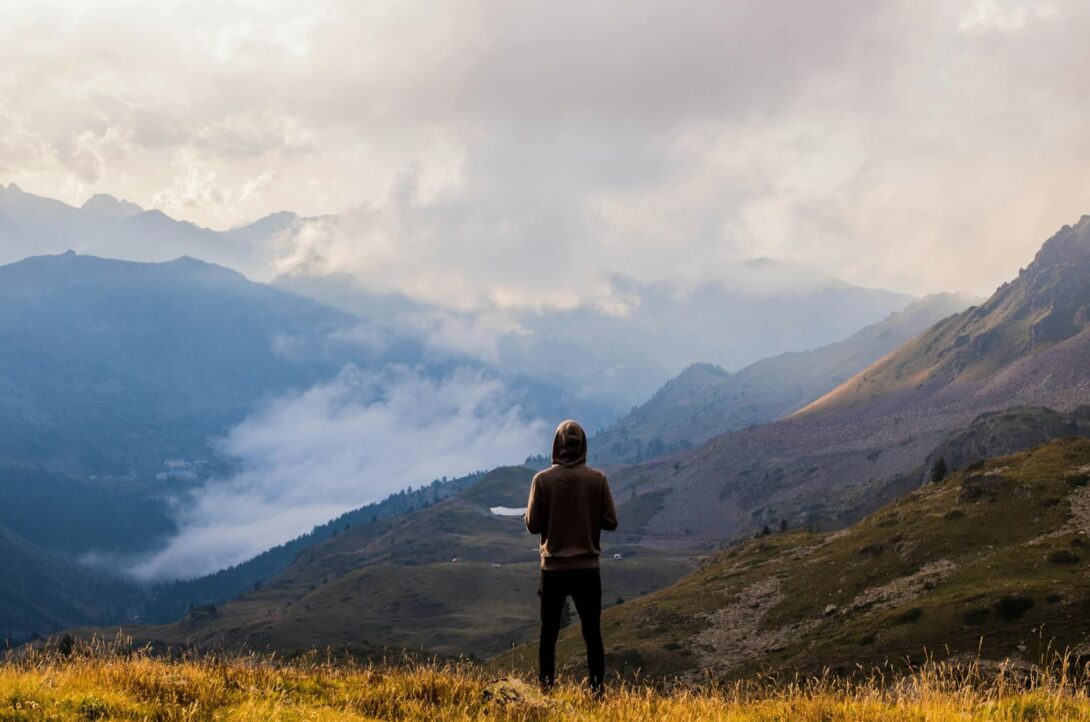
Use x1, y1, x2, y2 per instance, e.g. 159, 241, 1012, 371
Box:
97, 467, 696, 659
143, 469, 489, 623
7, 643, 1090, 721
591, 293, 972, 464
503, 438, 1090, 681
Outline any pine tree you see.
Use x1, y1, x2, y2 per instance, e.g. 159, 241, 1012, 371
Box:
930, 456, 948, 483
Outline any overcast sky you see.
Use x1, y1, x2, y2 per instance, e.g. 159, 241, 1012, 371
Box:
2, 0, 1089, 301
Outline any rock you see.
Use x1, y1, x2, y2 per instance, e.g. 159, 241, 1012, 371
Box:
482, 677, 551, 709
823, 604, 838, 617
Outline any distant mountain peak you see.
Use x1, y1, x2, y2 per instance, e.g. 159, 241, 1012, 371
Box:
260, 210, 298, 223
677, 362, 730, 379
81, 193, 143, 220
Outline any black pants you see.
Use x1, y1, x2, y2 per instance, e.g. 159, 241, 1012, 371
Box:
538, 567, 604, 692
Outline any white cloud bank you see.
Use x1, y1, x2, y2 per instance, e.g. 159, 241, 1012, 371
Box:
132, 365, 546, 581
4, 0, 1090, 303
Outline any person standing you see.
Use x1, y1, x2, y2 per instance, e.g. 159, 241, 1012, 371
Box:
525, 419, 618, 696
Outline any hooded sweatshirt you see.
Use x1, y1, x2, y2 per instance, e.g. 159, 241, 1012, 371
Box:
525, 420, 619, 570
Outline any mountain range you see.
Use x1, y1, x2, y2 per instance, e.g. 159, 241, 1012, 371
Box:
10, 186, 1090, 677
0, 183, 290, 277
590, 292, 975, 464
0, 251, 406, 476
2, 182, 923, 423
608, 216, 1090, 548
275, 267, 917, 420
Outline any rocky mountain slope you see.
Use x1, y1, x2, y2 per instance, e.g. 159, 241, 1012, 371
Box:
591, 293, 974, 464
924, 405, 1090, 482
796, 216, 1090, 417
507, 438, 1090, 680
609, 216, 1090, 547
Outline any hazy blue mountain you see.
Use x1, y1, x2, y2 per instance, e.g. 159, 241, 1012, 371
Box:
1, 183, 921, 424
591, 292, 977, 463
0, 523, 142, 644
275, 264, 917, 421
0, 251, 432, 475
0, 465, 176, 555
0, 250, 591, 571
83, 209, 254, 271
0, 183, 111, 263
0, 184, 281, 277
80, 193, 143, 220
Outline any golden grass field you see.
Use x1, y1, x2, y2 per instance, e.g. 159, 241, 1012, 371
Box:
7, 639, 1090, 721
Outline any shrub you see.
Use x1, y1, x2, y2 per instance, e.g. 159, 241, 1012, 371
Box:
995, 595, 1034, 621
1048, 549, 1080, 565
893, 607, 923, 625
963, 607, 990, 625
930, 457, 948, 483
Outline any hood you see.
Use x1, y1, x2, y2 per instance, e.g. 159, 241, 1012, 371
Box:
551, 419, 587, 467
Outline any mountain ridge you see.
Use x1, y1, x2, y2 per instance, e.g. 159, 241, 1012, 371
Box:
591, 292, 975, 464
607, 215, 1090, 548
796, 215, 1090, 418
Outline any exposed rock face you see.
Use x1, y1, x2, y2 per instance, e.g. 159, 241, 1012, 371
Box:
924, 406, 1090, 482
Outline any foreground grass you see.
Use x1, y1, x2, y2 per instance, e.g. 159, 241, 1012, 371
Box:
6, 641, 1090, 721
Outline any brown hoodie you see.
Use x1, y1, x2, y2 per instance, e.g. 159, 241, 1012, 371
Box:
525, 420, 619, 570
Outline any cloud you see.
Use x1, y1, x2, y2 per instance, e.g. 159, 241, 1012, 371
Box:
3, 1, 1090, 302
130, 365, 546, 580
959, 0, 1059, 33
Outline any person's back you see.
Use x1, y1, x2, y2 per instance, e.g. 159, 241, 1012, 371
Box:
525, 419, 618, 695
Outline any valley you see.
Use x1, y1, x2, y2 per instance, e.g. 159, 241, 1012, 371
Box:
8, 206, 1090, 687
81, 467, 696, 658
